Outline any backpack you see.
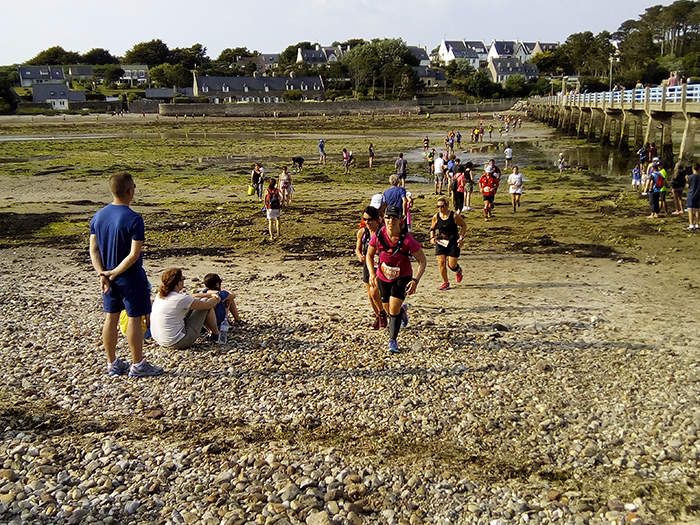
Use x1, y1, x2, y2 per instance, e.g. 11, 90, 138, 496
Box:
269, 190, 281, 209
654, 172, 665, 190
375, 226, 410, 257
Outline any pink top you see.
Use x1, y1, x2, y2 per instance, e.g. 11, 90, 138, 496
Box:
369, 228, 421, 282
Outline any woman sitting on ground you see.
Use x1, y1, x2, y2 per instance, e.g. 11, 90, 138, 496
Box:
150, 268, 220, 349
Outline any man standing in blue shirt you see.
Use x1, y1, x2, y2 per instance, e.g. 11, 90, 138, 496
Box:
89, 172, 163, 378
383, 175, 407, 218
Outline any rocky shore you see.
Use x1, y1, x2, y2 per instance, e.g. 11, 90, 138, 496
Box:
0, 245, 697, 524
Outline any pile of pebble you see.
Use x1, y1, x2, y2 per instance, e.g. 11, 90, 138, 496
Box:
0, 247, 697, 524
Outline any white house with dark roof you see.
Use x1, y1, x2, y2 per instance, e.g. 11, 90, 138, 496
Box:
32, 82, 86, 110
487, 41, 518, 61
120, 65, 149, 86
464, 41, 489, 65
437, 40, 479, 69
515, 42, 537, 64
193, 73, 324, 103
488, 58, 538, 84
18, 66, 65, 87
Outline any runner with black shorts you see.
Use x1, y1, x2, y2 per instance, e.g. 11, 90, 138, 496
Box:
355, 206, 384, 329
429, 196, 467, 291
366, 206, 427, 354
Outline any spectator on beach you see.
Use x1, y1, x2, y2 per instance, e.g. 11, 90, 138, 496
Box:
644, 160, 663, 218
452, 163, 466, 214
433, 152, 445, 195
150, 268, 221, 349
318, 139, 326, 164
686, 162, 700, 231
356, 206, 384, 329
426, 148, 435, 175
366, 205, 427, 354
368, 143, 375, 168
342, 148, 352, 174
251, 163, 265, 200
631, 164, 643, 192
670, 161, 688, 215
264, 179, 282, 240
89, 172, 163, 378
508, 166, 524, 212
202, 272, 241, 328
395, 152, 408, 187
558, 153, 566, 174
279, 166, 294, 206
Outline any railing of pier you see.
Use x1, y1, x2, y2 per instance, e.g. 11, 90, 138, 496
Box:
530, 83, 700, 108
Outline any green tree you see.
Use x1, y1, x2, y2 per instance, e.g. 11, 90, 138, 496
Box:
149, 63, 192, 87
216, 47, 255, 64
93, 65, 124, 84
0, 72, 19, 113
445, 60, 475, 80
122, 39, 170, 67
504, 74, 528, 96
82, 48, 119, 65
342, 39, 417, 99
27, 46, 81, 65
464, 70, 499, 98
169, 43, 210, 70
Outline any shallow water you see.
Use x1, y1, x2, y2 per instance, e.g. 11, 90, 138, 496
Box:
405, 138, 637, 178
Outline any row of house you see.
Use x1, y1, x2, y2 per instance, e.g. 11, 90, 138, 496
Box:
18, 65, 150, 87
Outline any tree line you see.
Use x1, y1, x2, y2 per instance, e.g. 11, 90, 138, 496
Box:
0, 0, 697, 111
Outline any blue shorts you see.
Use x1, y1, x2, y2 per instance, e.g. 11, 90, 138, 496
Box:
102, 271, 151, 317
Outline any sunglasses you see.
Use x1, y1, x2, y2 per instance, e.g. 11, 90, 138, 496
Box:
362, 216, 374, 221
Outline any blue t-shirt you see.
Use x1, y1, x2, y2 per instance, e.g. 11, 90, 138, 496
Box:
383, 186, 406, 210
89, 204, 145, 284
213, 290, 230, 326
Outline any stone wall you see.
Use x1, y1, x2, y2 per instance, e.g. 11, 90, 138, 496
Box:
158, 98, 520, 117
159, 100, 421, 117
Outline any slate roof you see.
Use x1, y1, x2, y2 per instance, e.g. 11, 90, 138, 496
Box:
536, 42, 559, 53
408, 46, 430, 62
464, 41, 488, 54
32, 82, 86, 102
414, 66, 446, 80
145, 87, 193, 98
492, 41, 517, 56
65, 65, 94, 77
299, 49, 327, 64
520, 42, 537, 54
19, 65, 65, 82
491, 58, 538, 77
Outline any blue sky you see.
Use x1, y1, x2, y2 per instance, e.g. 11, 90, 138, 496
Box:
0, 0, 672, 65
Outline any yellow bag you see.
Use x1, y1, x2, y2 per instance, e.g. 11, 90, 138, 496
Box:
247, 184, 255, 196
119, 310, 148, 335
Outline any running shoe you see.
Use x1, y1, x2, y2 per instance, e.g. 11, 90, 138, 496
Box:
455, 268, 463, 283
388, 339, 399, 354
128, 360, 164, 378
379, 312, 388, 329
439, 282, 450, 291
400, 304, 409, 328
107, 358, 129, 377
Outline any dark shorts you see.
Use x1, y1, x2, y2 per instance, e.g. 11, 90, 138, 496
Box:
687, 190, 700, 208
102, 271, 151, 317
453, 192, 464, 211
436, 241, 460, 258
483, 195, 494, 204
398, 172, 407, 180
377, 276, 411, 302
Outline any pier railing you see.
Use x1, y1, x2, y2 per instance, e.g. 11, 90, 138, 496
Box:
530, 84, 700, 112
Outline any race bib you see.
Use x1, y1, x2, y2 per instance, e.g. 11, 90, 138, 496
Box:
437, 239, 450, 248
380, 262, 401, 281
483, 186, 491, 193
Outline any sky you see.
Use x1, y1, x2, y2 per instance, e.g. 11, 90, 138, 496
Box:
0, 0, 674, 65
